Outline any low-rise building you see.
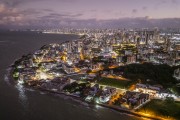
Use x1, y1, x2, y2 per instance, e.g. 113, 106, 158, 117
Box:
135, 83, 161, 96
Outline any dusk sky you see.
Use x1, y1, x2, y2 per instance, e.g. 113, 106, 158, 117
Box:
0, 0, 180, 29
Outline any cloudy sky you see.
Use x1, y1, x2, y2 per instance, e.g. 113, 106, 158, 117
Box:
0, 0, 180, 29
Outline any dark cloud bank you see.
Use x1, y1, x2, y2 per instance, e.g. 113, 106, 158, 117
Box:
1, 17, 180, 29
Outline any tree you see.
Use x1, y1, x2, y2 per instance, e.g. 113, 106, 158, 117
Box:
86, 69, 92, 74
165, 97, 174, 103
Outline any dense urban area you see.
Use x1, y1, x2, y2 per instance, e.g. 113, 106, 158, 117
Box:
12, 28, 180, 120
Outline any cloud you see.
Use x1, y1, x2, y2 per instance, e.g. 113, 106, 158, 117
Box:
132, 9, 138, 14
0, 3, 21, 20
0, 1, 85, 28
171, 0, 178, 4
38, 12, 83, 21
90, 9, 97, 12
0, 0, 180, 29
142, 6, 147, 11
0, 0, 45, 7
154, 0, 167, 9
71, 13, 83, 17
145, 16, 151, 20
2, 14, 180, 29
0, 0, 79, 7
42, 9, 54, 12
21, 9, 43, 16
0, 3, 34, 26
0, 4, 6, 12
0, 0, 29, 7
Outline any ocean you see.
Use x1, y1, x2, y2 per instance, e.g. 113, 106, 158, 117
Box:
0, 31, 139, 120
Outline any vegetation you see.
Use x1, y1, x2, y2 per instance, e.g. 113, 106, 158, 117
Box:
137, 99, 180, 119
13, 68, 19, 80
63, 82, 90, 93
97, 77, 134, 89
113, 63, 178, 88
172, 85, 180, 96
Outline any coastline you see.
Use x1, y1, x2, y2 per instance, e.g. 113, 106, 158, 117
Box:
27, 84, 164, 120
8, 65, 171, 120
9, 32, 174, 120
42, 32, 82, 36
10, 52, 166, 120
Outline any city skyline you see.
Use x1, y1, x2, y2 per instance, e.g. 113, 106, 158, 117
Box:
0, 1, 180, 119
0, 0, 180, 29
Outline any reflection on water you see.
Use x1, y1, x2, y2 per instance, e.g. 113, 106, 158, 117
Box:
95, 104, 103, 109
0, 31, 139, 120
4, 74, 10, 86
4, 68, 11, 86
0, 40, 14, 45
15, 83, 28, 109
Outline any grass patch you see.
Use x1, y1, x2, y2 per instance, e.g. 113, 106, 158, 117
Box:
97, 77, 134, 89
137, 99, 180, 119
